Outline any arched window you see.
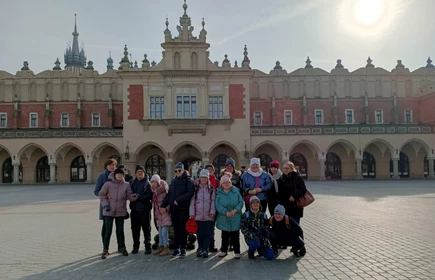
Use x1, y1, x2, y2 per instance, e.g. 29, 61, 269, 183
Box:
2, 157, 23, 183
213, 154, 229, 177
251, 82, 260, 99
191, 52, 198, 70
257, 153, 272, 173
325, 152, 342, 179
71, 155, 87, 182
36, 156, 50, 183
290, 153, 307, 179
390, 152, 409, 178
145, 154, 166, 180
283, 81, 290, 97
362, 152, 376, 178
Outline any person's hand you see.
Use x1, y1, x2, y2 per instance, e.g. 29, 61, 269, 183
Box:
107, 194, 111, 199
190, 215, 195, 219
132, 193, 138, 198
160, 208, 167, 214
174, 201, 178, 206
289, 196, 295, 202
255, 188, 262, 193
231, 209, 237, 216
226, 211, 232, 218
210, 214, 215, 218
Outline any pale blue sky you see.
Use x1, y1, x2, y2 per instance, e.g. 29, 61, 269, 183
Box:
0, 0, 434, 74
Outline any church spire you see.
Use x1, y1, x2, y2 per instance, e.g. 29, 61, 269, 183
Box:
71, 14, 80, 56
64, 14, 86, 73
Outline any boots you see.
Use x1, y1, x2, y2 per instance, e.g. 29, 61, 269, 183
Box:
159, 246, 170, 256
153, 246, 164, 255
101, 249, 109, 260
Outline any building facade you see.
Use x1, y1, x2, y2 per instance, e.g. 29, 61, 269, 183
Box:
1, 1, 435, 184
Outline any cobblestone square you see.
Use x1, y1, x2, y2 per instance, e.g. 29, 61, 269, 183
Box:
0, 180, 434, 280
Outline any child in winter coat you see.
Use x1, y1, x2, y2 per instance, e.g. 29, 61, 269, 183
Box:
241, 196, 270, 259
99, 168, 138, 259
269, 205, 306, 257
215, 175, 244, 259
189, 169, 216, 258
151, 175, 171, 256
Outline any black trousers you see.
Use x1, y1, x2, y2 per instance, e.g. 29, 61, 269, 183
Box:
269, 232, 304, 251
171, 209, 189, 249
221, 230, 240, 254
130, 211, 151, 249
103, 216, 125, 250
101, 220, 106, 245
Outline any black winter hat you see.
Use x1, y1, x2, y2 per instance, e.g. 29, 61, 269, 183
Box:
135, 165, 145, 172
114, 168, 125, 175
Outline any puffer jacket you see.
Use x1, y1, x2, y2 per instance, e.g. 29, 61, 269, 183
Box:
99, 174, 137, 217
189, 182, 216, 221
241, 169, 272, 201
129, 175, 152, 212
153, 180, 171, 227
161, 170, 195, 210
94, 169, 111, 220
215, 186, 243, 231
277, 171, 307, 218
241, 209, 269, 241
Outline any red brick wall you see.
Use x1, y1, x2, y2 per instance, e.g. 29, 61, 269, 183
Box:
420, 92, 435, 124
0, 104, 14, 128
49, 104, 77, 128
229, 84, 245, 119
128, 85, 143, 120
81, 104, 109, 127
17, 104, 45, 128
398, 98, 420, 123
112, 104, 123, 127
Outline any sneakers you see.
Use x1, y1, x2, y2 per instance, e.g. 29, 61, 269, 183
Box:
180, 248, 186, 258
234, 253, 241, 259
202, 250, 209, 258
101, 250, 109, 260
159, 246, 170, 256
248, 250, 255, 259
131, 248, 139, 254
153, 246, 164, 255
196, 249, 203, 258
218, 252, 228, 258
171, 248, 180, 258
119, 248, 129, 256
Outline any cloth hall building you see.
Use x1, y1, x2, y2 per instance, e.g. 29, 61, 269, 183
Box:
0, 2, 435, 184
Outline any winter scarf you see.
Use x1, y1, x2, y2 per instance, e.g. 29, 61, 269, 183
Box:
270, 169, 282, 193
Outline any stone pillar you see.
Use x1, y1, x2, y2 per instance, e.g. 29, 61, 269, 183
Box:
202, 158, 209, 167
86, 162, 93, 183
428, 157, 435, 178
166, 159, 173, 182
49, 163, 56, 184
319, 159, 326, 180
356, 158, 363, 179
143, 85, 149, 118
13, 163, 20, 184
392, 158, 400, 179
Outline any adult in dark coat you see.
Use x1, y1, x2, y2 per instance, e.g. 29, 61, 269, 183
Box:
129, 165, 153, 254
277, 161, 307, 224
160, 162, 195, 258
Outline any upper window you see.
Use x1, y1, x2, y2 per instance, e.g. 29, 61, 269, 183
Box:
0, 113, 6, 128
315, 109, 323, 124
375, 110, 383, 124
209, 96, 223, 119
176, 88, 197, 119
404, 110, 412, 123
284, 110, 292, 125
254, 112, 262, 125
150, 97, 165, 119
61, 113, 69, 127
30, 113, 38, 128
345, 109, 354, 124
92, 113, 100, 127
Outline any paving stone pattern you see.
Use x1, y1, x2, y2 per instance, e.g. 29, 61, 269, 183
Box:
0, 180, 434, 280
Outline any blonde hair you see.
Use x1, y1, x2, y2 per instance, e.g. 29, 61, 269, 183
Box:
284, 161, 295, 171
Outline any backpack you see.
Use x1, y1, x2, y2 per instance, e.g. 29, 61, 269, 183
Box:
269, 216, 290, 229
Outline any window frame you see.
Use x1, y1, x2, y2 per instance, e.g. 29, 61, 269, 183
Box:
29, 112, 38, 128
315, 109, 324, 125
92, 113, 101, 127
208, 96, 224, 119
149, 96, 165, 119
175, 88, 197, 119
345, 109, 354, 124
254, 111, 262, 125
284, 110, 292, 125
0, 113, 7, 128
60, 113, 69, 127
404, 109, 413, 123
374, 110, 383, 124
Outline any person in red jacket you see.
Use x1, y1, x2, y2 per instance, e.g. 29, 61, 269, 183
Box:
204, 164, 219, 189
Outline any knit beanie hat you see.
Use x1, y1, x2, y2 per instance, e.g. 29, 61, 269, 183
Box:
150, 174, 161, 184
220, 175, 231, 185
117, 164, 125, 170
249, 195, 260, 204
199, 169, 209, 179
204, 164, 214, 170
114, 168, 125, 176
135, 165, 145, 173
250, 158, 260, 166
174, 162, 184, 170
225, 158, 235, 167
269, 160, 280, 168
274, 204, 286, 216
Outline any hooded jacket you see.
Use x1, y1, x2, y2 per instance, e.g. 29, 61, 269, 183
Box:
189, 182, 216, 221
99, 173, 137, 217
161, 170, 195, 210
153, 180, 172, 227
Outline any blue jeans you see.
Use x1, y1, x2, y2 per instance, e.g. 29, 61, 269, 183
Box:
159, 226, 169, 246
197, 221, 214, 251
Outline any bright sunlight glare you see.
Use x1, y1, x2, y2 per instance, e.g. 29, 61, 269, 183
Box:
353, 0, 384, 25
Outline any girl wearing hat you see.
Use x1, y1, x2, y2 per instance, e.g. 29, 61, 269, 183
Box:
189, 169, 216, 258
220, 158, 242, 195
268, 160, 282, 217
150, 174, 171, 256
215, 175, 244, 259
99, 168, 138, 259
241, 158, 272, 211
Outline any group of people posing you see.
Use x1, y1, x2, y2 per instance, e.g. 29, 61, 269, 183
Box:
94, 156, 308, 260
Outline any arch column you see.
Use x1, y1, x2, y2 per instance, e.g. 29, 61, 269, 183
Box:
48, 155, 56, 184
166, 159, 173, 182
86, 154, 93, 183
12, 155, 21, 184
392, 158, 400, 179
202, 158, 209, 166
428, 157, 435, 179
319, 158, 326, 180
356, 157, 363, 179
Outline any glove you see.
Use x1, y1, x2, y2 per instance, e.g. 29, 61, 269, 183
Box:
104, 205, 111, 211
132, 193, 138, 198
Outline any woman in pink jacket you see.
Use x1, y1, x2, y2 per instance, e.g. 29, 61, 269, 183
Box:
150, 175, 171, 256
99, 168, 138, 259
189, 169, 216, 258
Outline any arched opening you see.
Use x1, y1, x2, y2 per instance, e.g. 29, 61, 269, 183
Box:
172, 142, 203, 180
363, 140, 393, 179
362, 152, 376, 178
423, 156, 435, 177
257, 153, 272, 173
2, 157, 23, 183
145, 154, 166, 180
390, 152, 409, 178
18, 144, 49, 183
109, 155, 122, 165
71, 155, 87, 182
325, 152, 342, 179
213, 154, 229, 177
36, 156, 52, 183
290, 153, 308, 179
253, 142, 281, 165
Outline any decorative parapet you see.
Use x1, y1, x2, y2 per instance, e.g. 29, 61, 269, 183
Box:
0, 128, 123, 139
139, 118, 234, 135
250, 125, 435, 136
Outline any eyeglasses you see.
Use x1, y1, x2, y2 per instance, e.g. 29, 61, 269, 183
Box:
174, 170, 183, 173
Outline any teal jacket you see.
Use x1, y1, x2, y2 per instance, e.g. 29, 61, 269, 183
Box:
215, 186, 244, 232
